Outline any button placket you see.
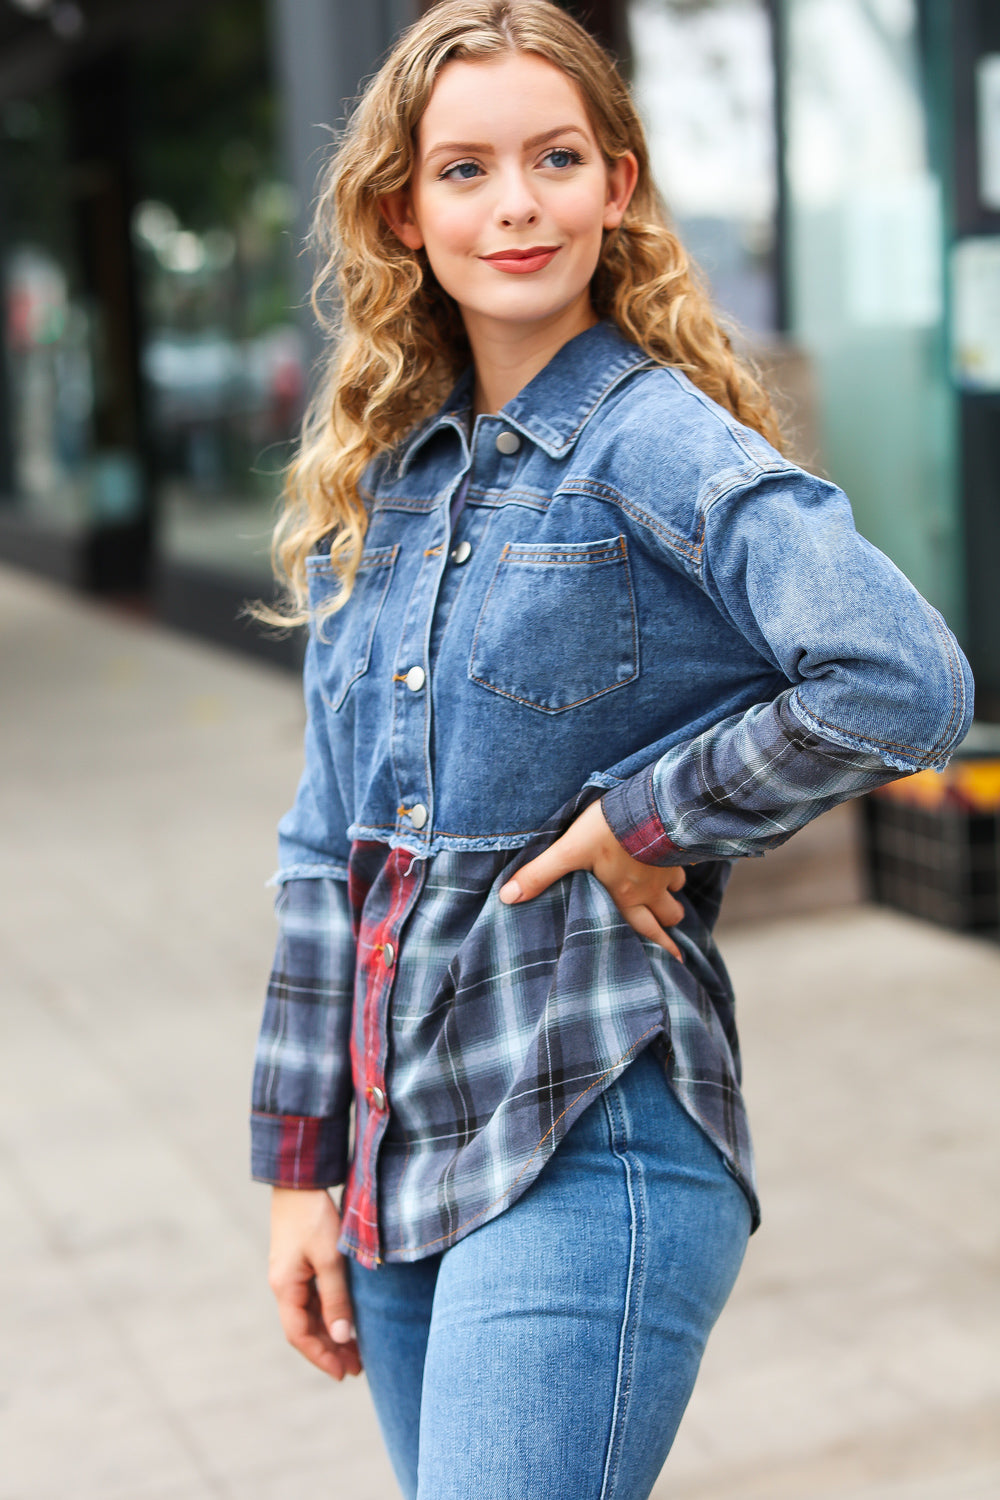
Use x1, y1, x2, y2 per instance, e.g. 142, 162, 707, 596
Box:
390, 513, 449, 844
389, 438, 510, 845
347, 848, 428, 1265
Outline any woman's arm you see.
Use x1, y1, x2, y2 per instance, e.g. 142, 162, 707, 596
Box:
592, 468, 973, 868
252, 609, 357, 1182
506, 468, 973, 904
253, 877, 360, 1378
251, 875, 356, 1185
253, 617, 362, 1374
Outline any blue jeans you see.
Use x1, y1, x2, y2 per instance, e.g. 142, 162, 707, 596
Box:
347, 1046, 750, 1499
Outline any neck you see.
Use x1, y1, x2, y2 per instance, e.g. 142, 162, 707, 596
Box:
466, 295, 598, 416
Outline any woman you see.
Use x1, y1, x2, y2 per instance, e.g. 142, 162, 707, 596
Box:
251, 4, 972, 1496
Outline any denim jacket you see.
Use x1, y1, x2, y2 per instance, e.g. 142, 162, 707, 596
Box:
276, 320, 973, 882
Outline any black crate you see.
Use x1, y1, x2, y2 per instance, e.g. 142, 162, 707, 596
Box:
861, 796, 1000, 934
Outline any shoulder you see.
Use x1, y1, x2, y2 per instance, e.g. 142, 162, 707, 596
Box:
562, 363, 802, 560
575, 363, 793, 500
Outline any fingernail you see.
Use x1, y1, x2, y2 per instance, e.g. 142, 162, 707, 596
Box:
331, 1319, 355, 1344
498, 880, 521, 904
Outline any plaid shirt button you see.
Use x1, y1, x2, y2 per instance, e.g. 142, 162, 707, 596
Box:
369, 1085, 387, 1110
382, 941, 396, 966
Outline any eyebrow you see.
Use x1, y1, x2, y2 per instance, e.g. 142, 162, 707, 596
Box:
422, 125, 588, 161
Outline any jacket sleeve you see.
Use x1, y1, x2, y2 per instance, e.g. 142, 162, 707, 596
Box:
601, 467, 974, 864
274, 621, 352, 882
250, 620, 356, 1187
250, 875, 355, 1187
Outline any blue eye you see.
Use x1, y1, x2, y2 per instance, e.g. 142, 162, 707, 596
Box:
441, 160, 482, 181
543, 148, 581, 169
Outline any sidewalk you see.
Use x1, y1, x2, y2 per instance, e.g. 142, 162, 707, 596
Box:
1, 561, 998, 1500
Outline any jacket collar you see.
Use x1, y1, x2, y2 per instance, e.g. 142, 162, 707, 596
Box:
396, 321, 654, 475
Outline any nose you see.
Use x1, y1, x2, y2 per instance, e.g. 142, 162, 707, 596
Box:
495, 167, 540, 230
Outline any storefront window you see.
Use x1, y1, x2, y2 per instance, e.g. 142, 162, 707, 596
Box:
785, 0, 959, 623
0, 0, 301, 588
0, 91, 97, 531
628, 0, 778, 336
132, 0, 302, 582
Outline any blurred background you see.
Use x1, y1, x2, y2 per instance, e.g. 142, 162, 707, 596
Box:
0, 0, 997, 701
1, 3, 999, 1499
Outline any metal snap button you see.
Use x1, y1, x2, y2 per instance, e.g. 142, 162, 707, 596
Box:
382, 941, 395, 967
495, 430, 521, 455
369, 1085, 387, 1110
451, 540, 472, 565
404, 665, 426, 692
408, 803, 428, 829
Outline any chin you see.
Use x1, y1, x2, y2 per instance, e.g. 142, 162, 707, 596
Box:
472, 283, 589, 324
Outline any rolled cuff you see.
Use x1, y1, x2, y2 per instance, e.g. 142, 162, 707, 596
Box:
601, 768, 686, 866
250, 1110, 349, 1189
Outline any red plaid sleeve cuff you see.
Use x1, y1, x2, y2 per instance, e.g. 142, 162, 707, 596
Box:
601, 767, 686, 866
250, 1110, 349, 1189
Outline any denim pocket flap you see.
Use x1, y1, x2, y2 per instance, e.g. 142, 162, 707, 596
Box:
309, 543, 399, 710
469, 535, 639, 713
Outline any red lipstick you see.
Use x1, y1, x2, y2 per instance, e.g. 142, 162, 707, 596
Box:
480, 245, 560, 274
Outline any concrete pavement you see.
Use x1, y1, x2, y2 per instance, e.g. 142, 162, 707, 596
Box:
1, 562, 998, 1499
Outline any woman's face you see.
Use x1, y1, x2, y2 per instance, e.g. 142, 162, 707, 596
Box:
383, 53, 637, 343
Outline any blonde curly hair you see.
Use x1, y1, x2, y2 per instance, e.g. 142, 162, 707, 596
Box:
264, 0, 783, 625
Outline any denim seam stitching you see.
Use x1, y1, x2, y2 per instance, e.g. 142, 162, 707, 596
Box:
599, 1082, 646, 1500
494, 548, 624, 564
466, 675, 639, 713
923, 604, 963, 754
469, 488, 550, 510
791, 686, 957, 761
559, 478, 703, 563
372, 497, 438, 513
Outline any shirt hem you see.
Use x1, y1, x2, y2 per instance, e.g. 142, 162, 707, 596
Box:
335, 1028, 760, 1268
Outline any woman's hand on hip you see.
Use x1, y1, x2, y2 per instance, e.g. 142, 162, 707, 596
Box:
498, 799, 687, 961
268, 1186, 362, 1381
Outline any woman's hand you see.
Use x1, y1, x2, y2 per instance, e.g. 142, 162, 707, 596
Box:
498, 799, 687, 961
268, 1187, 362, 1381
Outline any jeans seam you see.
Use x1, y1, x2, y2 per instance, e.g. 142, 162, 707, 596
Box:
598, 1081, 646, 1500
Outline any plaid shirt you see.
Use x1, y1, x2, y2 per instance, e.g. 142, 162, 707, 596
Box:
252, 698, 904, 1268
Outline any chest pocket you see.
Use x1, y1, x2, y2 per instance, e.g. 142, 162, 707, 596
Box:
308, 543, 399, 711
469, 535, 639, 713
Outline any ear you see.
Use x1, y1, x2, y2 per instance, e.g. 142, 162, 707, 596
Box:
379, 190, 424, 251
603, 151, 639, 230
